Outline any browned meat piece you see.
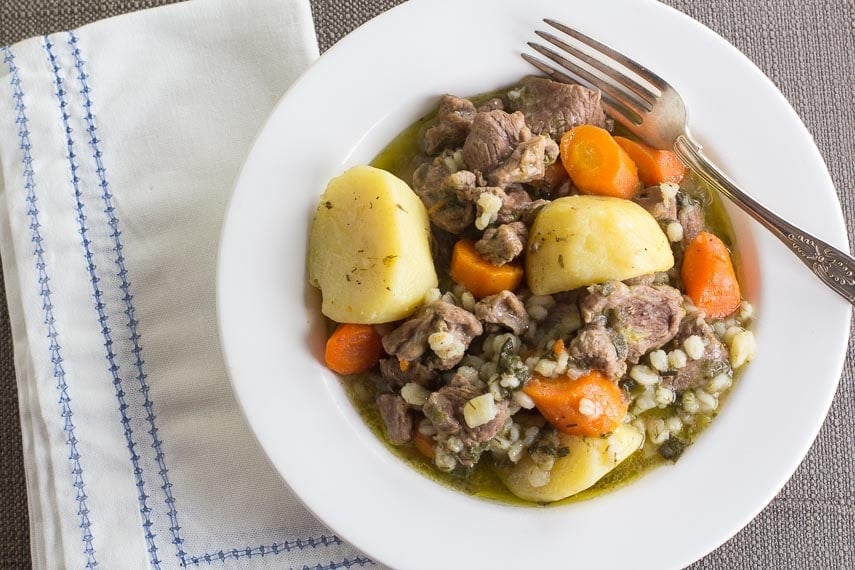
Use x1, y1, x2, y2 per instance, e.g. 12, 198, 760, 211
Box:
430, 227, 457, 275
462, 110, 531, 173
412, 157, 476, 234
468, 185, 545, 226
634, 185, 677, 221
423, 95, 477, 155
382, 301, 483, 370
581, 282, 685, 363
663, 315, 730, 391
508, 76, 608, 140
487, 135, 560, 187
423, 371, 509, 467
528, 162, 572, 199
496, 187, 532, 224
378, 357, 439, 389
568, 324, 627, 378
475, 222, 528, 266
474, 290, 529, 335
678, 198, 705, 247
520, 198, 550, 225
377, 393, 412, 445
412, 151, 456, 208
477, 97, 504, 112
533, 302, 583, 346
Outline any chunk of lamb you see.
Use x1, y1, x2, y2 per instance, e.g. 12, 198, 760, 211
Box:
508, 76, 608, 140
678, 197, 705, 247
412, 159, 476, 234
382, 301, 483, 370
477, 97, 504, 112
533, 302, 583, 347
377, 393, 412, 445
567, 324, 627, 378
474, 290, 530, 335
663, 315, 730, 391
462, 110, 531, 173
423, 371, 510, 467
497, 187, 545, 225
423, 95, 477, 155
581, 282, 685, 363
475, 222, 528, 266
488, 135, 560, 187
378, 357, 439, 390
634, 184, 677, 222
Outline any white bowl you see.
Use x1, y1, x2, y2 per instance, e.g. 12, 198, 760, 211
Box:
217, 0, 851, 568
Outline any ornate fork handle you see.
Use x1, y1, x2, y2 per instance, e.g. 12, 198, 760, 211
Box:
674, 135, 855, 305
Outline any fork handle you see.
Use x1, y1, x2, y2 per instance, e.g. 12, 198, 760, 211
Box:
673, 135, 855, 305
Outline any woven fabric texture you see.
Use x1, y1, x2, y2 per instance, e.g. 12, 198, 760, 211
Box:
1, 0, 853, 568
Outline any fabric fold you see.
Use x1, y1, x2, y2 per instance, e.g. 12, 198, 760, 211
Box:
0, 1, 378, 568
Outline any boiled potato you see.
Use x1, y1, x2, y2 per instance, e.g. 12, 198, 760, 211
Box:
526, 195, 673, 295
308, 165, 437, 323
499, 423, 643, 503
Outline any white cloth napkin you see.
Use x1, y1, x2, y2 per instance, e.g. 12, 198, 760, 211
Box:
0, 1, 378, 568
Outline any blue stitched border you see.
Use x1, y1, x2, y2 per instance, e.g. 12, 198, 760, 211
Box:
42, 36, 162, 569
65, 30, 188, 564
186, 536, 346, 566
62, 32, 371, 569
2, 45, 98, 569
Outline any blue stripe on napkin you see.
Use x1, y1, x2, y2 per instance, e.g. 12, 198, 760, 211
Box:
43, 35, 163, 569
9, 29, 376, 570
2, 44, 99, 570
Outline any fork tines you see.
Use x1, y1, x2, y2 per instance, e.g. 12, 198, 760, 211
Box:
523, 19, 665, 126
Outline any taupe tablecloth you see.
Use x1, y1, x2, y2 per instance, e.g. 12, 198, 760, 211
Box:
1, 1, 852, 568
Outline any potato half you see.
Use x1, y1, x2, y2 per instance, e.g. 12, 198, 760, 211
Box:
308, 165, 437, 323
526, 195, 674, 295
499, 423, 643, 503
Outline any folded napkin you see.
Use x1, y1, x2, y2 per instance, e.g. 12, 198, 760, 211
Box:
0, 1, 380, 568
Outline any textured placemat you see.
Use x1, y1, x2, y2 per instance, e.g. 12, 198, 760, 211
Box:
1, 1, 853, 569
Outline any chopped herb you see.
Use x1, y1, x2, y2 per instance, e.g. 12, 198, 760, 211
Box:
396, 204, 408, 213
558, 254, 565, 269
556, 446, 570, 458
497, 339, 531, 383
323, 201, 333, 209
658, 435, 688, 462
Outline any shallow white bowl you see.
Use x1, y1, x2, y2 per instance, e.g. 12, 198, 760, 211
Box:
217, 0, 851, 568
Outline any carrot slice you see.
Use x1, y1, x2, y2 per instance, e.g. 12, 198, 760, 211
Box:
559, 125, 640, 199
523, 370, 627, 437
324, 323, 383, 375
449, 239, 524, 299
614, 136, 686, 185
681, 231, 741, 318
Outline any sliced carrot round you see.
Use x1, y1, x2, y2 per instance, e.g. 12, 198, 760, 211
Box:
449, 239, 524, 299
523, 370, 627, 437
681, 231, 741, 318
324, 323, 383, 375
560, 125, 640, 199
614, 136, 685, 185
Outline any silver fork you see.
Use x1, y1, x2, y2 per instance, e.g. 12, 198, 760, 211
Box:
524, 18, 855, 305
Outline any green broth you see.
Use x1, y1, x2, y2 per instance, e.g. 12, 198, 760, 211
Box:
348, 89, 740, 507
